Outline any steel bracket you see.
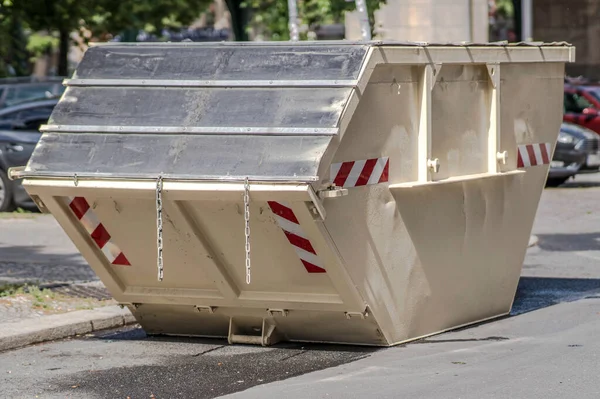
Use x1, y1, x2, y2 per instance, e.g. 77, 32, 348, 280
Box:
7, 166, 25, 181
267, 308, 289, 317
196, 305, 217, 314
228, 317, 283, 346
345, 307, 370, 320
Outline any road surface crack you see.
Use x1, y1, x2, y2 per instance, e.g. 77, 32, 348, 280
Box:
192, 345, 226, 357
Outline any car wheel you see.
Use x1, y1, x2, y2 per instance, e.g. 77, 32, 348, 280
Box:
0, 169, 15, 212
545, 177, 568, 187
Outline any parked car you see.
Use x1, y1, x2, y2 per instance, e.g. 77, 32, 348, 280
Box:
0, 77, 64, 109
563, 84, 600, 134
0, 99, 57, 211
547, 122, 600, 187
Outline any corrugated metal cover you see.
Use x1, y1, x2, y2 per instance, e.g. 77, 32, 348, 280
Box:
73, 44, 369, 81
50, 87, 352, 129
28, 134, 331, 181
27, 43, 370, 182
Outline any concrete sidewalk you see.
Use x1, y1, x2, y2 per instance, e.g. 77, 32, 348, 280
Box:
0, 213, 131, 352
223, 295, 600, 399
0, 305, 136, 352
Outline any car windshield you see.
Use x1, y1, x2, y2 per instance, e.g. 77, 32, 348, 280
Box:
1, 84, 64, 108
585, 88, 600, 104
564, 91, 595, 113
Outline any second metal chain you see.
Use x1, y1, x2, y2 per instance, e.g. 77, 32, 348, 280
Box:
156, 175, 164, 281
244, 177, 251, 285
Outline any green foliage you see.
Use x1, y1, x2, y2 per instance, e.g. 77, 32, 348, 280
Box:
0, 283, 26, 297
11, 0, 212, 40
242, 0, 386, 41
243, 0, 290, 40
2, 0, 213, 75
26, 33, 59, 60
0, 2, 29, 76
495, 0, 514, 16
87, 0, 214, 38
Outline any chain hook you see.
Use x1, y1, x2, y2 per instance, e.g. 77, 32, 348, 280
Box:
156, 175, 164, 281
244, 177, 251, 285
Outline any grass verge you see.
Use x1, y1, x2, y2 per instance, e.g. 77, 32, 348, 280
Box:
0, 283, 115, 314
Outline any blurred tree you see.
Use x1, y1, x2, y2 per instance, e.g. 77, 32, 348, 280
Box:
240, 0, 385, 41
11, 0, 212, 76
88, 0, 213, 39
9, 0, 98, 76
225, 0, 249, 40
0, 1, 29, 77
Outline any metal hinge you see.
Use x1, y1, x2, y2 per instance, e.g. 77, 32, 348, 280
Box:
318, 185, 348, 199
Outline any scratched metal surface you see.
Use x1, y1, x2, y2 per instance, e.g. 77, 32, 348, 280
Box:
26, 133, 331, 182
24, 44, 368, 181
49, 86, 352, 129
73, 44, 369, 81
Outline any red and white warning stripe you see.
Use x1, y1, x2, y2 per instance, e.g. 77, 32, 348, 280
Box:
517, 143, 552, 168
331, 157, 389, 188
268, 201, 325, 274
66, 197, 131, 266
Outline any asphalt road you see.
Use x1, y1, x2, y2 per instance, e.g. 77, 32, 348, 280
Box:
1, 173, 600, 398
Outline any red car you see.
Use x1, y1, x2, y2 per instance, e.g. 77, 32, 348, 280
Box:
563, 84, 600, 134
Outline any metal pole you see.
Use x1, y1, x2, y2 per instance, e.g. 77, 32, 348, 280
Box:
287, 0, 300, 41
355, 0, 372, 41
521, 0, 533, 42
467, 0, 474, 42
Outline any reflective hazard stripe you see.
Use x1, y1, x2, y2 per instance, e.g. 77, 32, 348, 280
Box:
66, 197, 131, 266
331, 157, 389, 188
517, 143, 552, 168
268, 201, 325, 274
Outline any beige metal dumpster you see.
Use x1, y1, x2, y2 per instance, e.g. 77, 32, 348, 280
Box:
15, 41, 574, 346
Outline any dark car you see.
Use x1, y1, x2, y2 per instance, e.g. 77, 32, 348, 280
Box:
547, 122, 600, 187
0, 78, 64, 109
0, 99, 57, 211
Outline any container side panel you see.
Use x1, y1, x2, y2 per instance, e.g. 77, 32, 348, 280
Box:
26, 134, 331, 181
496, 61, 566, 300
89, 197, 337, 294
320, 65, 420, 185
183, 201, 339, 295
321, 64, 422, 340
499, 63, 565, 171
322, 60, 566, 344
74, 45, 369, 81
50, 87, 352, 129
88, 196, 218, 291
431, 65, 490, 180
389, 173, 529, 339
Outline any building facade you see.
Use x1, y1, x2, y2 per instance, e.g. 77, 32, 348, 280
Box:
533, 0, 600, 79
346, 0, 490, 43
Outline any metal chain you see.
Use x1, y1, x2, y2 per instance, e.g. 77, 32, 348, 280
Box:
244, 177, 251, 285
156, 176, 164, 281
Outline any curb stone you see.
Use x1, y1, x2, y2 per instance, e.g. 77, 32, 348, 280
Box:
0, 305, 136, 352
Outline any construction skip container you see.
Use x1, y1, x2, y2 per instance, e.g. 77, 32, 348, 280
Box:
14, 41, 574, 346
